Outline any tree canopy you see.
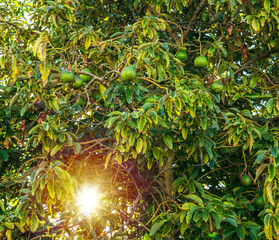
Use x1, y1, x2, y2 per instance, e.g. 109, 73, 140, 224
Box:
1, 0, 279, 239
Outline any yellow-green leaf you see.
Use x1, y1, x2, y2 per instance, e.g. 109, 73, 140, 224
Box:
116, 151, 122, 163
40, 62, 50, 88
47, 178, 55, 199
50, 144, 64, 156
0, 199, 4, 211
266, 182, 275, 205
138, 116, 147, 133
30, 213, 39, 232
129, 132, 136, 147
185, 194, 204, 206
149, 220, 166, 236
85, 36, 91, 50
3, 222, 14, 230
0, 55, 5, 68
255, 164, 268, 182
163, 134, 173, 150
264, 0, 270, 13
14, 222, 25, 233
268, 163, 275, 182
6, 229, 12, 240
136, 138, 143, 153
105, 151, 113, 168
53, 167, 65, 180
252, 19, 260, 33
266, 98, 274, 113
38, 42, 47, 61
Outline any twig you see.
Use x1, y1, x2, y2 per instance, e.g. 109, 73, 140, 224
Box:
224, 47, 279, 83
76, 70, 109, 88
183, 0, 208, 41
153, 166, 178, 181
31, 219, 86, 237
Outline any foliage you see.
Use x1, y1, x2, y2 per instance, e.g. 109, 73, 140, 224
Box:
1, 0, 279, 239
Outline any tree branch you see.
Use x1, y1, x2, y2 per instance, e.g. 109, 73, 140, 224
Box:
0, 20, 21, 29
183, 0, 208, 41
31, 219, 85, 237
224, 47, 279, 83
76, 70, 109, 88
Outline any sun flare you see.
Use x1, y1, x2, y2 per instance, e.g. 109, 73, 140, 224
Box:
76, 186, 100, 215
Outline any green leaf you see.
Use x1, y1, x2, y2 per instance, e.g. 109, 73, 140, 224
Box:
0, 150, 9, 161
105, 151, 113, 168
14, 222, 25, 233
268, 163, 275, 182
73, 142, 81, 154
116, 151, 122, 163
163, 134, 173, 149
129, 132, 136, 147
30, 213, 39, 232
28, 125, 41, 135
252, 128, 261, 140
223, 217, 238, 227
249, 78, 258, 88
251, 19, 260, 33
232, 93, 241, 101
186, 206, 199, 223
175, 97, 182, 113
40, 62, 50, 88
149, 220, 166, 236
200, 117, 207, 130
180, 221, 188, 235
193, 180, 204, 194
0, 199, 4, 211
85, 36, 91, 50
255, 163, 268, 182
138, 116, 147, 133
0, 55, 5, 68
266, 98, 274, 113
141, 103, 153, 111
49, 98, 59, 112
6, 229, 12, 240
266, 182, 275, 205
256, 152, 265, 163
125, 88, 132, 104
20, 188, 31, 194
53, 167, 65, 180
50, 143, 64, 156
185, 194, 203, 206
264, 0, 270, 13
244, 221, 260, 229
236, 226, 246, 239
211, 212, 221, 229
182, 127, 188, 140
36, 202, 45, 217
3, 222, 14, 229
149, 110, 158, 124
203, 208, 209, 222
162, 222, 172, 237
136, 138, 143, 153
107, 111, 122, 116
47, 178, 55, 199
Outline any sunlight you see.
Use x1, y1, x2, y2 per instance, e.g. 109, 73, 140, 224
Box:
76, 185, 100, 215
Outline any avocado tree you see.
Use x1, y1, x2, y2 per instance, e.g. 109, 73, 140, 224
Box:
1, 0, 279, 239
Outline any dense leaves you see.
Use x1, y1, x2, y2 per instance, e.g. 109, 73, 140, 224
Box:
1, 0, 279, 239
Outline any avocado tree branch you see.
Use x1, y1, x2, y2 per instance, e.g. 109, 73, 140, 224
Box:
224, 47, 279, 83
31, 219, 86, 238
76, 70, 109, 88
183, 0, 208, 41
0, 20, 22, 29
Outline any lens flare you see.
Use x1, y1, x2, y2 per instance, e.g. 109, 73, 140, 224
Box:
76, 186, 100, 215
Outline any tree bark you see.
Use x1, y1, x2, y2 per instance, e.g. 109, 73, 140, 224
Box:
164, 157, 173, 196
